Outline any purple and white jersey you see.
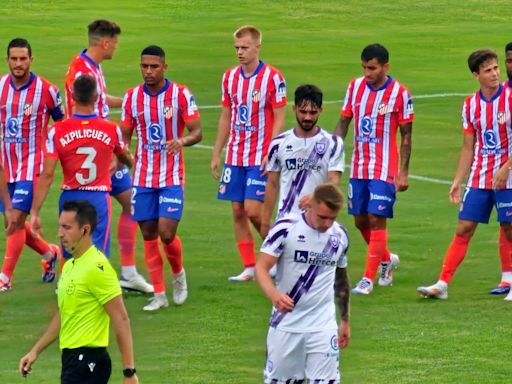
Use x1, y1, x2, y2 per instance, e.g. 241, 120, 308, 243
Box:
266, 127, 344, 217
260, 213, 349, 333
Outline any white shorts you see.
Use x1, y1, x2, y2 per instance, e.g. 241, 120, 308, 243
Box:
263, 327, 340, 383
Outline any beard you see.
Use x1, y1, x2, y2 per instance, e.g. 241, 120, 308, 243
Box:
297, 119, 318, 131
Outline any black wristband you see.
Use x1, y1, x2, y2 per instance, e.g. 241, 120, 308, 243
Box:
123, 368, 136, 377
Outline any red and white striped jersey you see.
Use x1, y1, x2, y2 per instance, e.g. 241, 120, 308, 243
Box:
121, 80, 200, 188
0, 73, 64, 182
341, 76, 414, 183
65, 50, 109, 119
221, 61, 287, 166
462, 84, 512, 189
46, 114, 124, 191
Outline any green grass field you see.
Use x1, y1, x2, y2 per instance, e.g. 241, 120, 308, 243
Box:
1, 0, 512, 383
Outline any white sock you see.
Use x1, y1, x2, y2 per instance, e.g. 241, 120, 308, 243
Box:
501, 272, 512, 285
0, 272, 10, 284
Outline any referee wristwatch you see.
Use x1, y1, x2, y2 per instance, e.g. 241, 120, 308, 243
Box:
123, 368, 136, 378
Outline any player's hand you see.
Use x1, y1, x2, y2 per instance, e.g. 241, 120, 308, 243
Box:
210, 154, 221, 180
19, 350, 37, 377
492, 165, 510, 190
166, 138, 184, 153
396, 172, 409, 192
123, 374, 139, 384
271, 291, 294, 312
260, 156, 269, 177
29, 214, 43, 238
3, 207, 15, 236
449, 182, 461, 204
338, 319, 350, 349
109, 157, 117, 175
299, 194, 313, 211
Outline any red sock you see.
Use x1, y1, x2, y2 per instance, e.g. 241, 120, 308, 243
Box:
143, 239, 165, 294
237, 241, 255, 268
118, 213, 137, 267
363, 229, 388, 281
360, 227, 390, 262
162, 236, 183, 275
24, 222, 51, 256
1, 229, 27, 280
439, 234, 471, 284
499, 228, 512, 273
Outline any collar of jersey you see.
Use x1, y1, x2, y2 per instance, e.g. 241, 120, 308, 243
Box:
479, 83, 503, 103
80, 49, 100, 69
72, 113, 98, 119
240, 60, 264, 79
143, 79, 170, 96
10, 72, 35, 91
366, 75, 393, 92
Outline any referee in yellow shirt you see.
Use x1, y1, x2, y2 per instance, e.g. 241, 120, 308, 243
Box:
19, 200, 139, 383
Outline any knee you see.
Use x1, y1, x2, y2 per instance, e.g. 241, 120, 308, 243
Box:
232, 204, 246, 221
159, 230, 176, 245
245, 207, 261, 223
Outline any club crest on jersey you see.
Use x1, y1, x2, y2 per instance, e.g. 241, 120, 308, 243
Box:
360, 116, 373, 135
483, 130, 497, 149
315, 141, 327, 155
329, 235, 340, 249
163, 106, 173, 119
378, 103, 391, 115
497, 111, 507, 125
23, 103, 33, 116
6, 118, 19, 137
219, 184, 226, 194
252, 90, 261, 103
148, 123, 162, 143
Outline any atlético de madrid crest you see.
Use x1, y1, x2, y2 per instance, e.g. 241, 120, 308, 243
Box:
252, 90, 261, 103
23, 103, 33, 116
163, 106, 173, 119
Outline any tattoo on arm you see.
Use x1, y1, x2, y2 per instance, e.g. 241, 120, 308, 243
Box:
334, 268, 350, 321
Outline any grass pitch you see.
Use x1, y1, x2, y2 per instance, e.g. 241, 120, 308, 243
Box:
1, 1, 512, 383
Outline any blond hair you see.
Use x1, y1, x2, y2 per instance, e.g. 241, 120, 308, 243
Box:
233, 25, 262, 44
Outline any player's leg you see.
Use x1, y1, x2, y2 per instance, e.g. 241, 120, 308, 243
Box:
305, 329, 340, 384
0, 207, 27, 291
263, 327, 306, 384
492, 227, 512, 294
157, 185, 187, 305
132, 187, 166, 310
494, 189, 512, 301
417, 187, 491, 299
111, 171, 151, 293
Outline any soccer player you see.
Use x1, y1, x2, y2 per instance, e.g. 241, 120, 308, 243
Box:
121, 45, 202, 311
211, 25, 287, 281
29, 75, 138, 272
489, 42, 512, 295
335, 43, 413, 295
65, 19, 149, 292
20, 200, 138, 384
0, 38, 63, 291
256, 183, 350, 383
418, 49, 512, 301
261, 84, 344, 238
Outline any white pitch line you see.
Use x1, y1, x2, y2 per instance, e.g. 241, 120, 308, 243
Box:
190, 143, 453, 186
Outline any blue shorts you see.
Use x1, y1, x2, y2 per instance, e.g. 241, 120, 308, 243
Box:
110, 165, 132, 196
347, 178, 396, 218
59, 190, 112, 258
131, 185, 184, 221
0, 181, 34, 214
217, 165, 267, 203
459, 187, 512, 223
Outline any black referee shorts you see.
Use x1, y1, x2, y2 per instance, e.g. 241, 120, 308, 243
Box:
61, 346, 111, 384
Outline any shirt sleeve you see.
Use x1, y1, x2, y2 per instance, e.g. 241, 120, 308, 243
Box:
328, 135, 345, 173
46, 83, 64, 121
88, 256, 122, 305
336, 224, 349, 268
270, 71, 287, 108
179, 86, 200, 122
340, 80, 354, 118
113, 125, 125, 154
397, 87, 414, 125
266, 138, 282, 172
260, 217, 294, 257
462, 97, 474, 135
221, 72, 230, 108
45, 127, 59, 158
120, 91, 134, 128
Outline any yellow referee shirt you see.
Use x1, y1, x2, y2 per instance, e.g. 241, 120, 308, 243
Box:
57, 245, 121, 349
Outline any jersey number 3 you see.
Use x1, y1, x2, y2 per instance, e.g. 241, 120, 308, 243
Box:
76, 147, 97, 185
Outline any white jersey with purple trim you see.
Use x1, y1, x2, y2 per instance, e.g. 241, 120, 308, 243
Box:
267, 127, 345, 217
260, 213, 349, 333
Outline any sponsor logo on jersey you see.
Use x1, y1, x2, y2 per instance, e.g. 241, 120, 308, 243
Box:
11, 198, 24, 204
285, 158, 321, 171
252, 90, 261, 103
406, 98, 414, 113
23, 103, 33, 116
255, 190, 265, 196
360, 116, 373, 136
377, 204, 387, 211
370, 192, 393, 202
483, 130, 497, 149
149, 123, 162, 143
294, 250, 336, 266
163, 106, 173, 119
277, 82, 286, 99
188, 96, 198, 111
159, 196, 182, 205
298, 234, 306, 243
167, 207, 180, 213
14, 188, 29, 195
6, 117, 19, 137
237, 105, 249, 124
246, 178, 266, 187
497, 202, 512, 208
285, 144, 293, 152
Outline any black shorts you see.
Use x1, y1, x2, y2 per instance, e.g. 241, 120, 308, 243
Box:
61, 347, 111, 384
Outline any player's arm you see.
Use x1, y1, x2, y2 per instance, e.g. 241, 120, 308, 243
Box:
334, 267, 350, 348
29, 157, 58, 236
211, 106, 231, 180
261, 172, 280, 238
271, 106, 286, 138
116, 146, 134, 169
397, 122, 413, 192
103, 295, 139, 384
334, 116, 352, 140
106, 95, 123, 108
255, 252, 294, 312
19, 312, 61, 377
167, 117, 202, 153
493, 151, 512, 190
450, 133, 475, 204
